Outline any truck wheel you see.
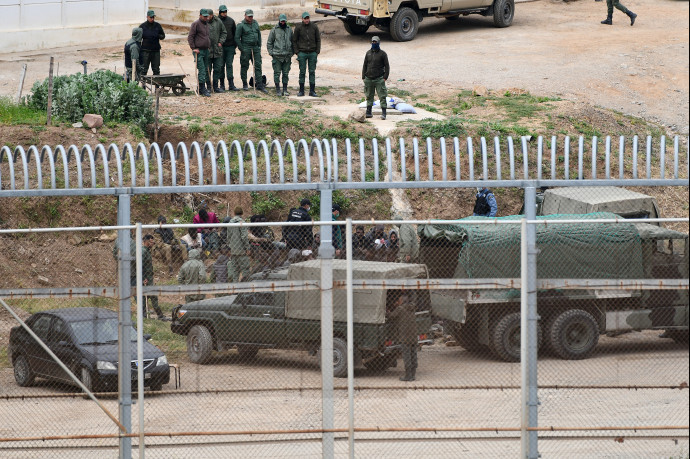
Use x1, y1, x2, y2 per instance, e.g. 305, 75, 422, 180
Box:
237, 345, 259, 360
342, 18, 370, 35
449, 321, 484, 352
318, 337, 348, 378
489, 312, 542, 362
390, 7, 419, 42
548, 309, 599, 360
493, 0, 515, 28
187, 325, 214, 364
13, 354, 35, 387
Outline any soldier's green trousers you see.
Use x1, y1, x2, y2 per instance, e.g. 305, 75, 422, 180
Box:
297, 51, 317, 85
220, 46, 237, 82
227, 255, 251, 282
141, 50, 161, 75
607, 0, 630, 16
195, 49, 210, 84
210, 55, 224, 84
364, 77, 387, 109
239, 47, 262, 85
272, 57, 291, 86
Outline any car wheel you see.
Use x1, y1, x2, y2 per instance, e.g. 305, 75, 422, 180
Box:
489, 312, 542, 362
13, 354, 35, 387
548, 309, 599, 360
390, 7, 419, 42
150, 382, 163, 391
493, 0, 515, 28
317, 337, 349, 378
342, 18, 370, 36
237, 345, 259, 360
80, 367, 95, 392
187, 325, 214, 364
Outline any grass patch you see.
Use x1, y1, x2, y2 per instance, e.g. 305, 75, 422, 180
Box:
492, 92, 559, 122
410, 117, 467, 138
0, 97, 46, 125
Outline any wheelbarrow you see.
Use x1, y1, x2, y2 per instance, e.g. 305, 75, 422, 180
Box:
140, 73, 188, 96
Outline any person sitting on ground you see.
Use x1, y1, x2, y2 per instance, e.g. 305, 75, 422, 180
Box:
177, 248, 207, 303
153, 215, 187, 274
193, 208, 221, 252
181, 227, 204, 253
352, 225, 367, 260
248, 214, 280, 272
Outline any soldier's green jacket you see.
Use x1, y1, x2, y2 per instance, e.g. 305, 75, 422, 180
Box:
235, 19, 261, 50
292, 21, 320, 54
396, 223, 419, 261
388, 301, 417, 345
362, 48, 389, 80
226, 216, 250, 254
208, 16, 228, 58
178, 249, 207, 285
267, 24, 293, 60
129, 244, 154, 282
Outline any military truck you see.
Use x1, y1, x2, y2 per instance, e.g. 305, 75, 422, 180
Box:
419, 212, 689, 362
534, 186, 662, 220
315, 0, 514, 42
171, 260, 433, 377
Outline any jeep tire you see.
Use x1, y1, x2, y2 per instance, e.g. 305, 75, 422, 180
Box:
493, 0, 515, 28
390, 7, 419, 42
318, 337, 348, 378
187, 325, 214, 364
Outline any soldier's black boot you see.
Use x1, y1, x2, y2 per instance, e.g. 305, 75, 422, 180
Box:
258, 84, 268, 94
242, 81, 249, 91
275, 83, 282, 96
297, 83, 305, 97
219, 80, 226, 92
283, 84, 290, 96
601, 14, 612, 25
229, 79, 240, 91
309, 84, 317, 97
213, 81, 225, 93
381, 108, 387, 120
627, 10, 637, 26
366, 106, 373, 118
399, 368, 414, 382
204, 82, 212, 97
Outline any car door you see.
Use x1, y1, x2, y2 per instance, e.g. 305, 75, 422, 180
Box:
237, 292, 282, 344
24, 314, 54, 378
48, 318, 80, 382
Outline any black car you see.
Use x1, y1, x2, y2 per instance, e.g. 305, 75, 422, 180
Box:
9, 307, 170, 392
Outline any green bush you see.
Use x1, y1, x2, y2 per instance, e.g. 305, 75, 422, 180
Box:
28, 70, 154, 129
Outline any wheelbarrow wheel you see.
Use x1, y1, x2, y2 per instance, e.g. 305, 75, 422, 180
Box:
172, 84, 186, 96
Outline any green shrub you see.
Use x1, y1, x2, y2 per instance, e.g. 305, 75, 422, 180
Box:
27, 70, 154, 129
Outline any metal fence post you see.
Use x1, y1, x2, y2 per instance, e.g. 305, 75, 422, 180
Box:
521, 187, 539, 459
346, 218, 355, 459
117, 194, 132, 458
319, 186, 335, 459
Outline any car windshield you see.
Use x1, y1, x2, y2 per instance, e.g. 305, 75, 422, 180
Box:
70, 318, 137, 345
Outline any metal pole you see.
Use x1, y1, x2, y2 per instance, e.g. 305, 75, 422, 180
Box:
16, 63, 27, 104
46, 57, 54, 126
117, 194, 132, 458
319, 187, 335, 459
521, 186, 539, 459
345, 218, 355, 459
135, 222, 145, 459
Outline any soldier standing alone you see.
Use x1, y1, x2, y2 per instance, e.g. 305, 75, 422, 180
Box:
139, 10, 165, 76
267, 14, 294, 96
188, 9, 212, 97
134, 235, 169, 321
388, 292, 418, 381
292, 12, 320, 97
207, 9, 228, 93
362, 36, 390, 120
227, 207, 251, 282
218, 5, 240, 91
235, 9, 267, 93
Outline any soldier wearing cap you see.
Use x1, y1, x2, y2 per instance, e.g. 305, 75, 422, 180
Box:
188, 9, 212, 97
267, 13, 294, 96
292, 11, 321, 97
235, 9, 267, 93
218, 5, 240, 91
362, 36, 390, 120
207, 9, 228, 93
139, 10, 165, 76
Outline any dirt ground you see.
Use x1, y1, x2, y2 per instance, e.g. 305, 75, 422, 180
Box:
0, 0, 687, 135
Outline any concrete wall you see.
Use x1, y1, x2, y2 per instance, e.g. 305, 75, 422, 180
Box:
0, 0, 146, 53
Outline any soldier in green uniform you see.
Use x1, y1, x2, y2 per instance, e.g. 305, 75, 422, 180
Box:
134, 235, 169, 321
218, 5, 240, 91
207, 9, 228, 93
188, 9, 212, 97
601, 0, 637, 26
235, 9, 267, 93
292, 12, 321, 97
267, 13, 294, 96
387, 292, 418, 381
177, 249, 207, 303
227, 207, 251, 282
362, 36, 390, 120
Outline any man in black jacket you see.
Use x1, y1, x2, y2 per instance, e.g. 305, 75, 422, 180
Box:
283, 198, 313, 250
362, 36, 390, 120
139, 10, 165, 76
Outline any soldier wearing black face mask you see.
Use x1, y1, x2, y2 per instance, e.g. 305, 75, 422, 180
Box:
362, 36, 390, 120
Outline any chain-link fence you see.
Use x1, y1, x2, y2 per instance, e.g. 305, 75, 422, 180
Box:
1, 186, 688, 458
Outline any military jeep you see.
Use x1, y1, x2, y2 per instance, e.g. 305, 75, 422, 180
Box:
171, 260, 433, 377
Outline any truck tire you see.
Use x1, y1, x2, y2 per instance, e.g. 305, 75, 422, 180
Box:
493, 0, 515, 28
237, 345, 259, 360
342, 18, 370, 35
390, 7, 419, 42
187, 325, 214, 364
13, 354, 35, 387
489, 312, 542, 362
449, 321, 485, 352
318, 337, 349, 378
548, 309, 599, 360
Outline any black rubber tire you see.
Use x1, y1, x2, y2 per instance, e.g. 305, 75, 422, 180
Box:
449, 321, 485, 352
493, 0, 515, 28
172, 84, 186, 96
342, 19, 370, 36
390, 7, 419, 42
667, 330, 689, 345
548, 309, 599, 360
187, 325, 214, 364
237, 345, 260, 360
13, 354, 35, 387
80, 367, 95, 392
150, 382, 163, 391
489, 312, 542, 362
318, 337, 349, 378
